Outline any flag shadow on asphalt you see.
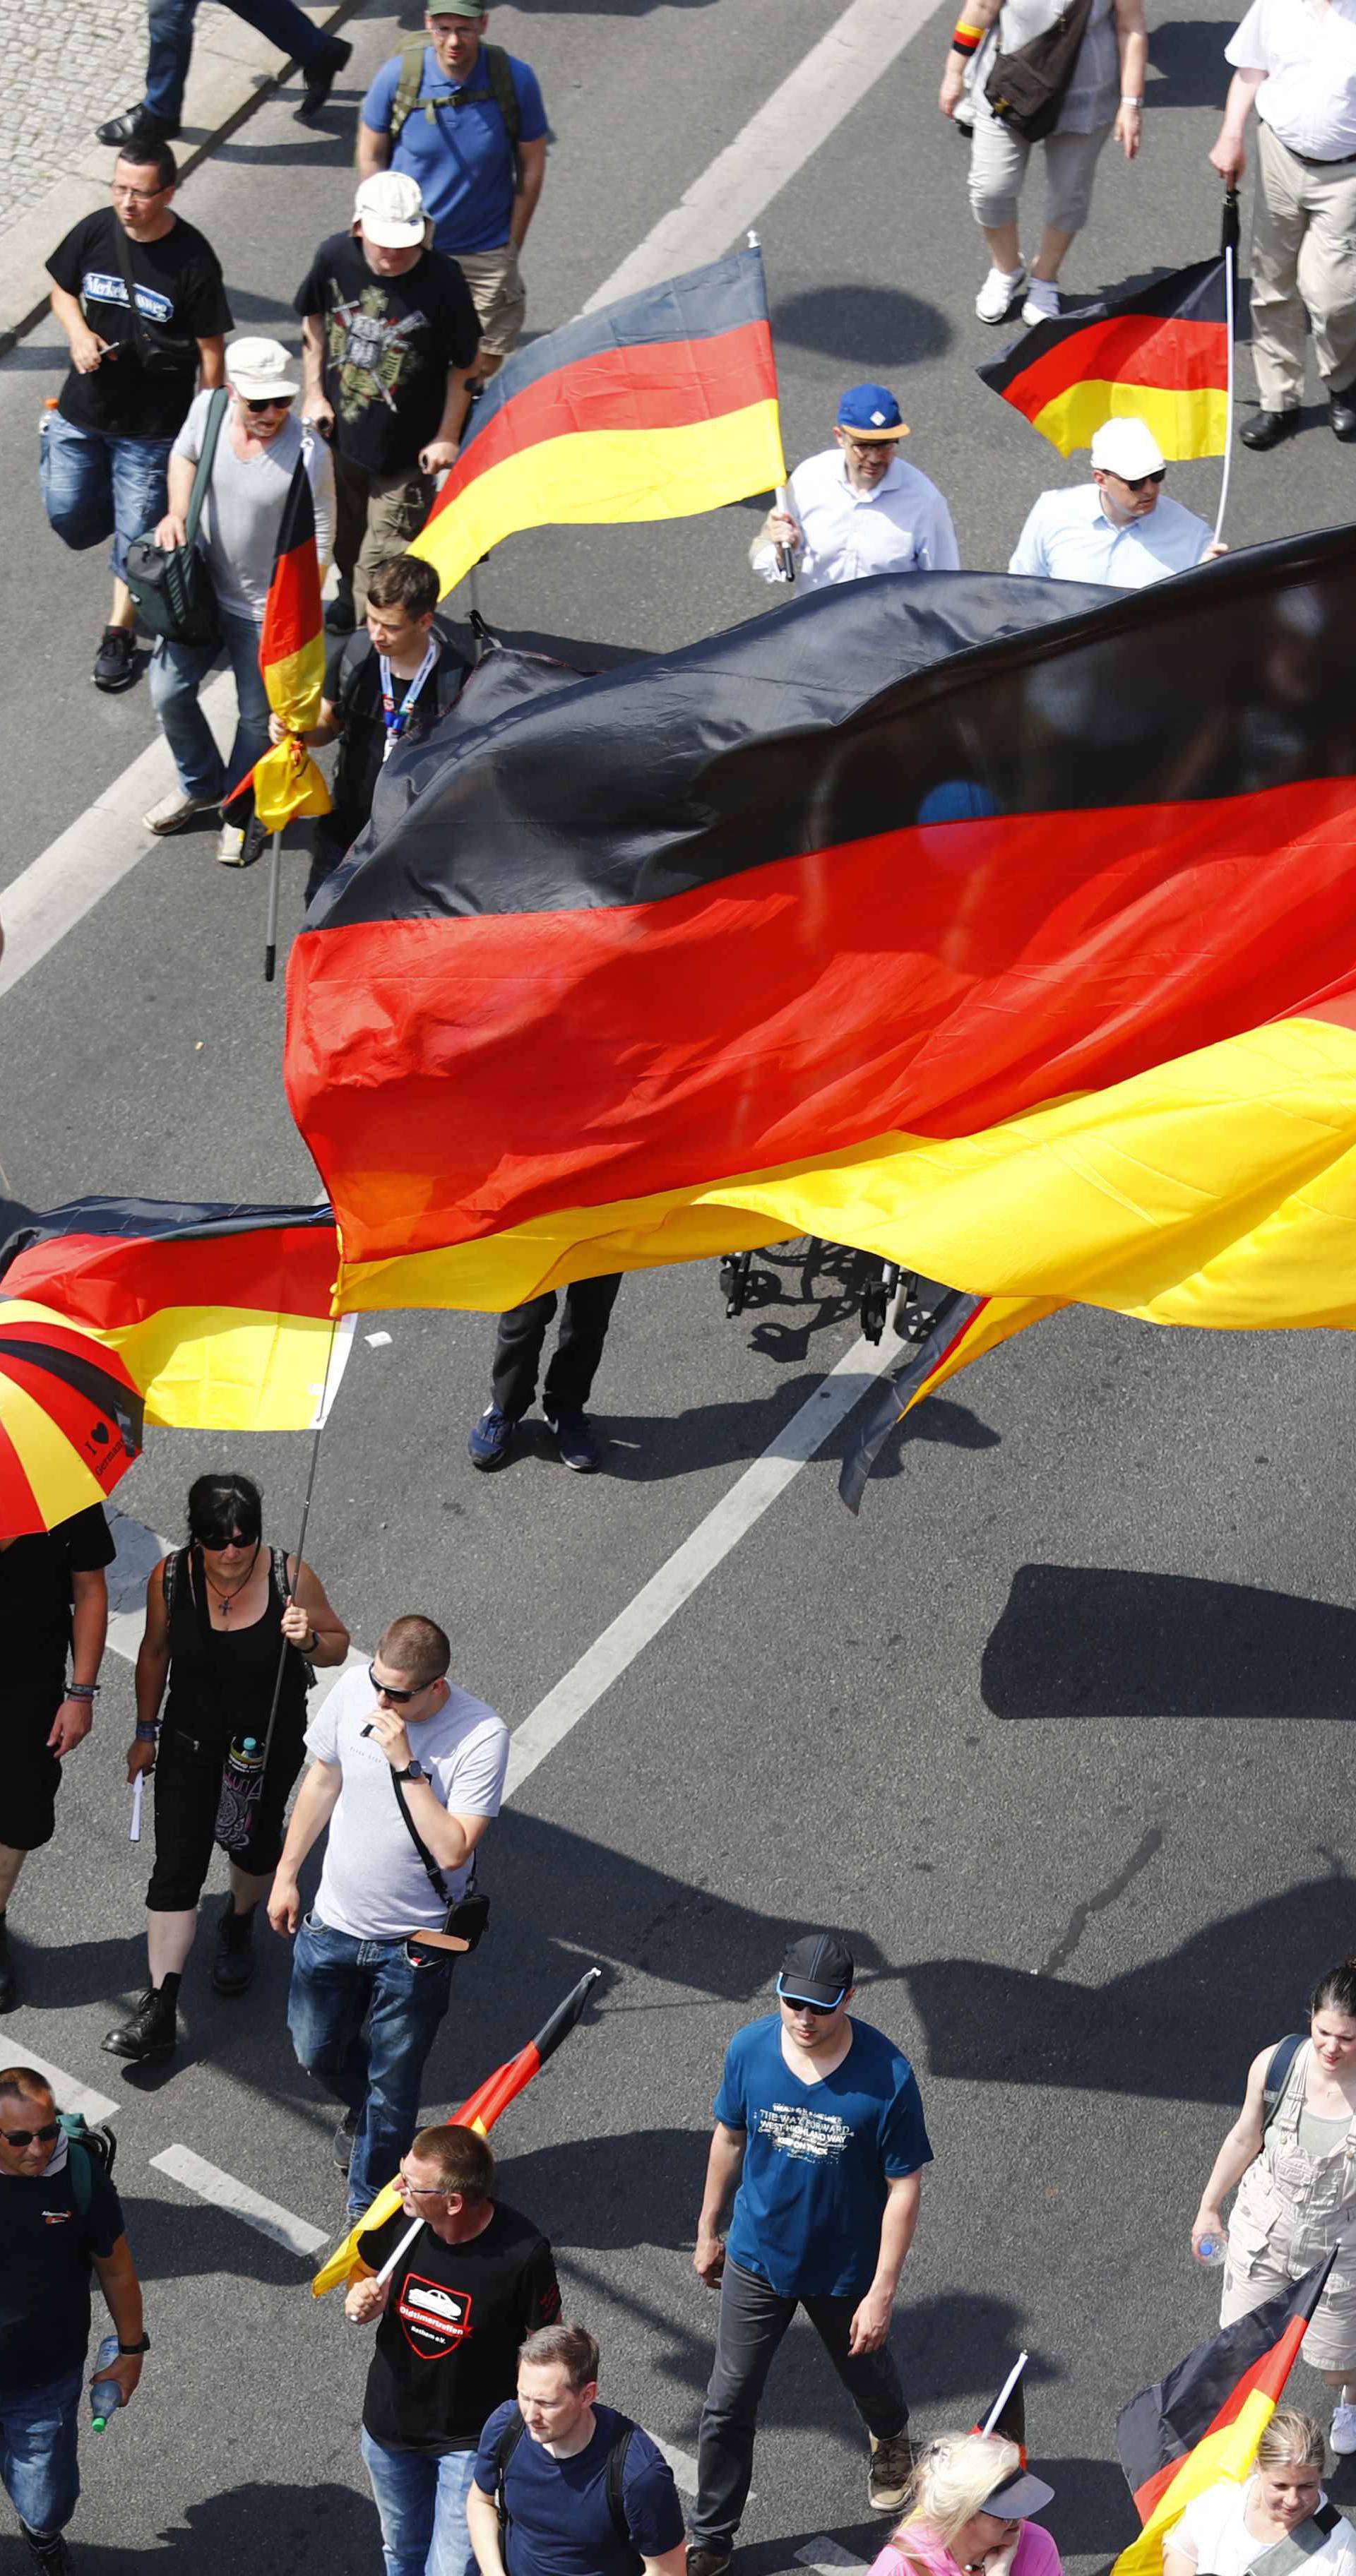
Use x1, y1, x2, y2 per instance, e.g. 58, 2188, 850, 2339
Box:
982, 1562, 1356, 1721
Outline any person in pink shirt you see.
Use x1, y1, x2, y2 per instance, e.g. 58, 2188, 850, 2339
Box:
869, 2433, 1063, 2576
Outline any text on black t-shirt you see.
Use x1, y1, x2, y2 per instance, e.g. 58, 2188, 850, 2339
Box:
47, 208, 233, 441
357, 2200, 560, 2454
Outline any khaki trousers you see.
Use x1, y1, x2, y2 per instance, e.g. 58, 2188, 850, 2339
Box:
455, 242, 527, 366
1251, 119, 1356, 409
332, 451, 435, 613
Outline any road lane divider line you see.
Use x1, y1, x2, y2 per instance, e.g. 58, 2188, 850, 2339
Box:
505, 1332, 900, 1796
13, 2050, 120, 2125
795, 2542, 869, 2573
150, 2143, 328, 2255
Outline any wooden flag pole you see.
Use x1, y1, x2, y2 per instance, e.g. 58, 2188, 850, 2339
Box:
1213, 190, 1239, 550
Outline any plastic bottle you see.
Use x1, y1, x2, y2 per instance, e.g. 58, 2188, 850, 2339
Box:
90, 2334, 123, 2430
1194, 2232, 1227, 2268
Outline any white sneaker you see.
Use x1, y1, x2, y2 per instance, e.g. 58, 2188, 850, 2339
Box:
215, 820, 248, 866
1331, 2404, 1356, 2455
143, 789, 218, 835
1022, 278, 1061, 326
975, 263, 1026, 323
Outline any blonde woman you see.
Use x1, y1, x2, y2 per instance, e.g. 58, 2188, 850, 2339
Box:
1163, 2411, 1356, 2576
869, 2433, 1061, 2576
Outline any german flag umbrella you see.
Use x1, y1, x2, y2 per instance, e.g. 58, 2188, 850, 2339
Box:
0, 1299, 145, 1539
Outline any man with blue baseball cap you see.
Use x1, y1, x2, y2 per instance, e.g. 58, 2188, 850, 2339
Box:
686, 1933, 933, 2576
750, 383, 958, 594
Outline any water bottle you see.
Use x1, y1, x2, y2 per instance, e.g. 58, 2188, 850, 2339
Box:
1194, 2231, 1227, 2268
215, 1736, 264, 1852
90, 2334, 122, 2430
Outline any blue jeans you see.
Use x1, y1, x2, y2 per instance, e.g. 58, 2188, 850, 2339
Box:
0, 2368, 83, 2536
360, 2429, 476, 2576
287, 1913, 456, 2217
149, 603, 269, 801
39, 411, 172, 579
145, 0, 334, 121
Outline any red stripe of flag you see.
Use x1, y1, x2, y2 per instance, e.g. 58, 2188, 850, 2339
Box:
261, 458, 323, 672
1131, 2313, 1314, 2522
1009, 316, 1229, 425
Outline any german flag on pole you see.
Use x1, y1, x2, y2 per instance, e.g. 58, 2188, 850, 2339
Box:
409, 248, 785, 600
977, 257, 1229, 458
0, 1198, 348, 1431
1112, 2256, 1336, 2576
286, 523, 1356, 1342
974, 2351, 1030, 2459
247, 454, 331, 834
840, 1296, 1061, 1513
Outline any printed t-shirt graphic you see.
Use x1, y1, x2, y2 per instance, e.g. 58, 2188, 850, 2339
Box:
45, 207, 232, 440
357, 2202, 559, 2453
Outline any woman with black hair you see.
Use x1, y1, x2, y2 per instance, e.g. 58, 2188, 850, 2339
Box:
1193, 1958, 1356, 2455
102, 1471, 348, 2065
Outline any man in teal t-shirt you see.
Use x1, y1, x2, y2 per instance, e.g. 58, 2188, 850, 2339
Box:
686, 1933, 932, 2576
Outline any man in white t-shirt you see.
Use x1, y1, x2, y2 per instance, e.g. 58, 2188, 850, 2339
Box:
269, 1611, 508, 2219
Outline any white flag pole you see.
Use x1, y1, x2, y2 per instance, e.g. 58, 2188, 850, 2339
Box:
1212, 191, 1239, 549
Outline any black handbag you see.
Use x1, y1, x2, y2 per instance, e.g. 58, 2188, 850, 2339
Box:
985, 0, 1095, 141
121, 385, 227, 646
390, 1764, 491, 1960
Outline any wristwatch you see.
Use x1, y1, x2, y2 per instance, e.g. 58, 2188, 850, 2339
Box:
117, 2334, 150, 2355
394, 1759, 428, 1784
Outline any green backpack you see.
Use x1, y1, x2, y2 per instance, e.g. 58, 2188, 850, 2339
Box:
58, 2111, 118, 2220
381, 42, 523, 190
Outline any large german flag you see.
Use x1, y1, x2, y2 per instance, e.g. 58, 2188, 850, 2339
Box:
1112, 2258, 1336, 2576
977, 257, 1228, 458
410, 247, 785, 600
248, 453, 331, 835
285, 526, 1356, 1332
0, 1199, 347, 1431
839, 1294, 1061, 1513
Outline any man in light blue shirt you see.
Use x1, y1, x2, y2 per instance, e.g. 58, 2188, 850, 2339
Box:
1009, 415, 1222, 588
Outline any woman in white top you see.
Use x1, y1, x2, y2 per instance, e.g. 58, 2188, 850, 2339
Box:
1163, 2411, 1356, 2576
1193, 1958, 1356, 2454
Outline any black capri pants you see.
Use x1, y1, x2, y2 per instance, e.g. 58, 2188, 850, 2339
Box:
146, 1706, 307, 1912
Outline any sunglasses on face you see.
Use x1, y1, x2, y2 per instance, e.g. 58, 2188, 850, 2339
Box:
0, 2120, 61, 2148
1119, 469, 1165, 490
198, 1530, 256, 1550
368, 1664, 421, 1705
243, 395, 293, 414
780, 1993, 838, 2017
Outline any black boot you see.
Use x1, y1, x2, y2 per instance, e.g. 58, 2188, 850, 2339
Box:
20, 2523, 75, 2573
324, 578, 356, 635
297, 34, 352, 117
102, 1979, 178, 2063
0, 1914, 16, 2012
211, 1897, 256, 1997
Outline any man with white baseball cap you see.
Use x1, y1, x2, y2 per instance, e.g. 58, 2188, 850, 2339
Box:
1009, 415, 1223, 587
143, 333, 334, 861
295, 172, 480, 632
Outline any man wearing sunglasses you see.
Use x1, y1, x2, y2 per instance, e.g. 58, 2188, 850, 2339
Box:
1008, 415, 1224, 586
0, 2067, 147, 2575
268, 1614, 508, 2221
143, 333, 334, 861
686, 1934, 932, 2576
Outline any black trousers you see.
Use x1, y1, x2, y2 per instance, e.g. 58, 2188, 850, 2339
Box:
490, 1275, 622, 1420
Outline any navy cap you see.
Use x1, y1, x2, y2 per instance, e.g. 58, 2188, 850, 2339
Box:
985, 2470, 1055, 2520
835, 383, 908, 440
778, 1932, 855, 2007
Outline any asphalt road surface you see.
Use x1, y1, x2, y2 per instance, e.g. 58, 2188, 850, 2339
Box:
2, 0, 1356, 2570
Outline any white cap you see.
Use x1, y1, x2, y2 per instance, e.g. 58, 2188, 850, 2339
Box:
354, 170, 428, 249
225, 335, 300, 400
1090, 417, 1166, 477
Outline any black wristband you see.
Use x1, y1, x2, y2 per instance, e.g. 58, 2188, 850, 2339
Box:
117, 2333, 150, 2355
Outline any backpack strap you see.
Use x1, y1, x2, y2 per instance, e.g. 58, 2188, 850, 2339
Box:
388, 40, 433, 143
494, 2406, 529, 2532
482, 44, 523, 189
384, 37, 523, 189
1263, 2034, 1307, 2132
182, 389, 229, 555
605, 2422, 636, 2552
66, 2136, 93, 2221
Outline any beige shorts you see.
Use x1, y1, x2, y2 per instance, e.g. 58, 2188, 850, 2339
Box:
1223, 2218, 1356, 2373
456, 242, 527, 364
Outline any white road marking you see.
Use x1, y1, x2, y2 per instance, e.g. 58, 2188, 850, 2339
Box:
505, 1332, 900, 1796
795, 2542, 869, 2575
654, 2439, 701, 2496
150, 2143, 328, 2255
13, 2050, 120, 2125
585, 0, 944, 310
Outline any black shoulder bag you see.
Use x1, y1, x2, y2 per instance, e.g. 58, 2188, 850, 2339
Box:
389, 1765, 491, 1961
122, 385, 227, 647
985, 0, 1095, 141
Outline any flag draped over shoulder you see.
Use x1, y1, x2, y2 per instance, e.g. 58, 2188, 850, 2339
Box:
0, 1198, 347, 1431
977, 258, 1229, 458
1112, 2258, 1336, 2576
249, 455, 332, 834
285, 524, 1356, 1336
410, 248, 786, 600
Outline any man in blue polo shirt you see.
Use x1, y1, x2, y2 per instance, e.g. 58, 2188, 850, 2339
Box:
686, 1934, 932, 2576
358, 1, 547, 383
467, 2321, 687, 2576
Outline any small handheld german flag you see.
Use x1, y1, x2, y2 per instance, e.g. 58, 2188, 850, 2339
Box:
250, 453, 332, 836
973, 2351, 1029, 2459
977, 256, 1230, 458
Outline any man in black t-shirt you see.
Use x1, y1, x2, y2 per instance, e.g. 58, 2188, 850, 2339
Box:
296, 170, 480, 631
43, 145, 231, 694
0, 2065, 147, 2574
345, 2122, 559, 2576
0, 1505, 113, 2014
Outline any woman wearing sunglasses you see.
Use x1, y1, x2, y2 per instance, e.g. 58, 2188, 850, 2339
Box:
103, 1469, 348, 2065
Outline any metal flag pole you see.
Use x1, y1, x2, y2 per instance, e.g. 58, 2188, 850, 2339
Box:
263, 828, 283, 984
747, 228, 795, 585
1213, 189, 1240, 550
256, 1310, 343, 1779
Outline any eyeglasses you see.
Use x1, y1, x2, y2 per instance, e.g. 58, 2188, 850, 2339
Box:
0, 2120, 61, 2148
113, 182, 169, 203
398, 2174, 448, 2196
842, 436, 898, 455
242, 395, 293, 413
368, 1664, 421, 1705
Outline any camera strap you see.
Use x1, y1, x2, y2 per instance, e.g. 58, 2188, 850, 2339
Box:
112, 213, 157, 369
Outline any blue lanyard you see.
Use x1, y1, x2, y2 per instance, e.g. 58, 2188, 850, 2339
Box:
379, 642, 439, 760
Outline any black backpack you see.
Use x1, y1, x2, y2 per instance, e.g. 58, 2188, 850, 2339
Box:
494, 2407, 636, 2553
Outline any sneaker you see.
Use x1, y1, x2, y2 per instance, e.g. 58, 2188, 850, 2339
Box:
868, 2427, 915, 2512
1331, 2403, 1356, 2455
20, 2522, 76, 2574
545, 1407, 600, 1472
143, 788, 218, 835
216, 820, 249, 865
686, 2553, 732, 2576
298, 34, 352, 117
1021, 277, 1061, 327
975, 263, 1026, 323
93, 626, 136, 691
468, 1404, 517, 1469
